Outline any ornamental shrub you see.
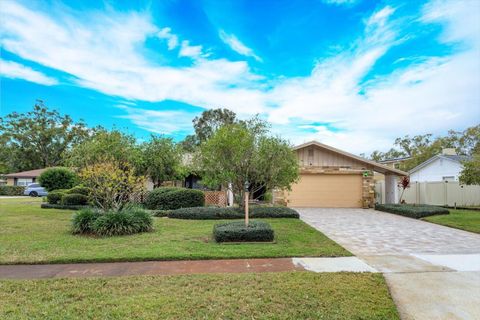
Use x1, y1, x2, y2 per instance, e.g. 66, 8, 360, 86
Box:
38, 168, 77, 191
72, 208, 101, 234
92, 208, 153, 236
46, 190, 66, 204
61, 193, 88, 206
71, 206, 153, 237
66, 186, 91, 196
169, 206, 299, 220
375, 204, 449, 219
145, 187, 205, 210
213, 221, 274, 242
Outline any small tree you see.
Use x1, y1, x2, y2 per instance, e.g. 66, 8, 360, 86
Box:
198, 120, 299, 207
138, 135, 182, 188
398, 176, 410, 204
67, 130, 141, 170
79, 160, 146, 211
459, 154, 480, 185
38, 167, 78, 191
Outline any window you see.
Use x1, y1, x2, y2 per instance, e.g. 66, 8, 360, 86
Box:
16, 178, 33, 186
442, 176, 455, 182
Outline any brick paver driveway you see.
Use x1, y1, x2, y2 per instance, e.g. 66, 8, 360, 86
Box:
297, 208, 480, 320
298, 208, 480, 255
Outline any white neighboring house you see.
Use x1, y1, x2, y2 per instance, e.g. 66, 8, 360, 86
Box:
409, 148, 471, 182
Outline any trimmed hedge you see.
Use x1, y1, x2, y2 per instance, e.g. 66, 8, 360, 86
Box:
0, 185, 25, 196
46, 190, 66, 204
375, 204, 449, 219
61, 193, 88, 206
66, 186, 91, 196
72, 207, 154, 237
145, 187, 205, 210
213, 221, 274, 242
168, 206, 299, 220
150, 210, 171, 217
41, 203, 89, 210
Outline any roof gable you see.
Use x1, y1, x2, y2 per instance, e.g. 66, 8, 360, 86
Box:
294, 141, 407, 175
408, 155, 466, 174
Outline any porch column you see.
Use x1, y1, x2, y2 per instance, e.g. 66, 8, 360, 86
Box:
385, 174, 398, 204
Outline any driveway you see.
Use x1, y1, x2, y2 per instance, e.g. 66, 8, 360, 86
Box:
298, 208, 480, 320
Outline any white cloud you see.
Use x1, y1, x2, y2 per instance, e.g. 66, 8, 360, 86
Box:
0, 59, 58, 85
178, 40, 204, 58
116, 105, 194, 135
157, 27, 178, 50
219, 30, 262, 62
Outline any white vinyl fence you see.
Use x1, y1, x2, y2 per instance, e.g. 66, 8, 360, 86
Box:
375, 181, 480, 206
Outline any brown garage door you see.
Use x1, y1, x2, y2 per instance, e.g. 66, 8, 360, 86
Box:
286, 173, 363, 208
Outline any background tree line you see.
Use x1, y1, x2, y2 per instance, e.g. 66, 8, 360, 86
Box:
0, 101, 299, 205
370, 125, 479, 166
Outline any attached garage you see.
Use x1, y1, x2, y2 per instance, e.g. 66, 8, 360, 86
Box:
277, 141, 407, 208
286, 173, 363, 208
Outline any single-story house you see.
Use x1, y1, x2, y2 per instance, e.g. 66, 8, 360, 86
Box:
4, 168, 49, 186
409, 148, 471, 182
275, 141, 407, 208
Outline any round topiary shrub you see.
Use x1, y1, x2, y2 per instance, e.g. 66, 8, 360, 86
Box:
38, 168, 78, 191
72, 208, 101, 234
61, 193, 88, 206
145, 187, 205, 210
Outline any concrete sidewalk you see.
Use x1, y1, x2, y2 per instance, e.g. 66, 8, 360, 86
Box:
0, 257, 374, 280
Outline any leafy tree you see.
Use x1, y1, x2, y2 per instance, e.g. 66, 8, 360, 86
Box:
38, 167, 78, 191
67, 129, 140, 169
179, 134, 198, 152
79, 160, 146, 210
180, 108, 238, 150
0, 101, 92, 173
138, 135, 182, 188
198, 119, 299, 206
193, 108, 237, 142
459, 154, 480, 185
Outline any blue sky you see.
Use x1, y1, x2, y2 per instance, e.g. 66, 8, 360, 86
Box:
1, 0, 479, 153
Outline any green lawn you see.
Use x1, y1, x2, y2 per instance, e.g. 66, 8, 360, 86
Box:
0, 197, 350, 264
423, 209, 480, 234
0, 272, 399, 319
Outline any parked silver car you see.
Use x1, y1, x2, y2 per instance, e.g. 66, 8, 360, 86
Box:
23, 183, 48, 197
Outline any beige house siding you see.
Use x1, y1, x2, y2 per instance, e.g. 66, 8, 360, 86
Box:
285, 173, 363, 207
297, 145, 373, 169
274, 143, 377, 208
6, 178, 14, 186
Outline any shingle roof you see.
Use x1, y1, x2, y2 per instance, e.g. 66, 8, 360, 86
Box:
5, 168, 49, 178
